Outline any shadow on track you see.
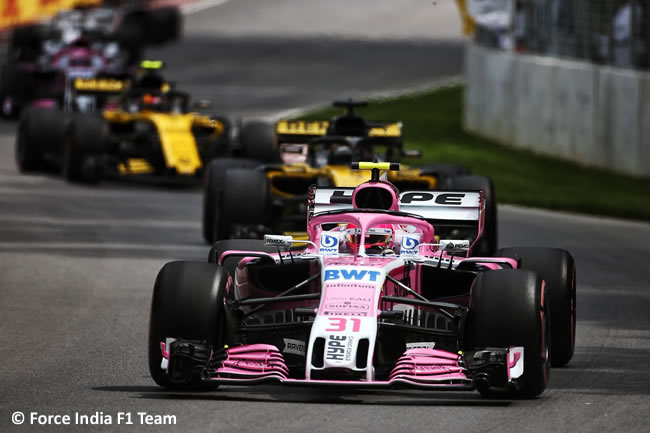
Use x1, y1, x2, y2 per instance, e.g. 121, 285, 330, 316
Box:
93, 385, 512, 407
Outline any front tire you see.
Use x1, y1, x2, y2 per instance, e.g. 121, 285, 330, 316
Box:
148, 261, 229, 389
465, 269, 550, 398
15, 107, 65, 172
496, 247, 576, 367
63, 114, 108, 182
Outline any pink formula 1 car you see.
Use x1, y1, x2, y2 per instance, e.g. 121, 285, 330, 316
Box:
148, 162, 576, 398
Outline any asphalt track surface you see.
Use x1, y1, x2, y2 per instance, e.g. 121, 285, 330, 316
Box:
1, 1, 649, 432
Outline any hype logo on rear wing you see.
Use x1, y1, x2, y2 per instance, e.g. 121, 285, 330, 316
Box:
311, 187, 483, 228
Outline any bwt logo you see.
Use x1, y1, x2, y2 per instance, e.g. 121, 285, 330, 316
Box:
401, 236, 420, 250
324, 268, 381, 282
319, 233, 339, 254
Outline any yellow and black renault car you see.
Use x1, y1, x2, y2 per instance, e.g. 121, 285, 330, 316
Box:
16, 61, 230, 184
202, 101, 497, 254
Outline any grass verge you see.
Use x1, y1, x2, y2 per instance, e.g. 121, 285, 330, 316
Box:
300, 85, 650, 221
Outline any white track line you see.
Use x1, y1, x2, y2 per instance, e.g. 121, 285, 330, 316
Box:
181, 0, 231, 15
0, 241, 204, 250
0, 215, 200, 229
500, 204, 650, 229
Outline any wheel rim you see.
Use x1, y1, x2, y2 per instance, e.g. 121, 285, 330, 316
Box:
541, 282, 551, 386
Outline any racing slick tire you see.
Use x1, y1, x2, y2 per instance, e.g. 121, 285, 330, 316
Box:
466, 269, 550, 398
419, 164, 471, 188
147, 7, 183, 43
203, 158, 261, 243
197, 115, 233, 162
63, 114, 109, 183
0, 64, 30, 119
15, 107, 65, 172
449, 175, 497, 256
217, 168, 270, 239
240, 120, 279, 163
496, 247, 576, 367
115, 12, 144, 64
9, 24, 42, 62
149, 261, 229, 389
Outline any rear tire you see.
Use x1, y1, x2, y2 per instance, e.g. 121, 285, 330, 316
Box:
216, 168, 270, 239
465, 269, 550, 398
240, 120, 279, 163
203, 158, 261, 243
1, 64, 29, 119
145, 7, 182, 44
496, 247, 576, 367
450, 175, 497, 256
9, 24, 42, 61
419, 164, 471, 188
148, 261, 229, 389
15, 107, 65, 172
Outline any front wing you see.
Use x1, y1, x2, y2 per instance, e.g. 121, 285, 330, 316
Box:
161, 341, 524, 392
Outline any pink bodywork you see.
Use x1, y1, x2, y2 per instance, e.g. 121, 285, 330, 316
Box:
175, 177, 522, 389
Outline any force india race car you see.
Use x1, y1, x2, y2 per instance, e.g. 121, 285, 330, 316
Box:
15, 62, 231, 183
150, 162, 576, 397
202, 101, 498, 255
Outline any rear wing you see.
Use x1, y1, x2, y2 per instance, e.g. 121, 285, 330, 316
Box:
312, 187, 482, 228
275, 119, 402, 145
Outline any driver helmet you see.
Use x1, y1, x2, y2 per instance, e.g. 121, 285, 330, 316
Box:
142, 93, 162, 108
345, 224, 394, 254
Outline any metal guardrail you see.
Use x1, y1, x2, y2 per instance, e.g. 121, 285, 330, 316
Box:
472, 0, 650, 70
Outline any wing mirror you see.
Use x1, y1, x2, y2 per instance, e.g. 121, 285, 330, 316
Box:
264, 234, 294, 248
440, 239, 470, 253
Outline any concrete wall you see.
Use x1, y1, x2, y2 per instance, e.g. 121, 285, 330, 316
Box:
464, 44, 650, 177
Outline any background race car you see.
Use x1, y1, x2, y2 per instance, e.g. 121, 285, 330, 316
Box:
151, 163, 575, 398
0, 0, 182, 118
202, 101, 498, 255
15, 62, 231, 183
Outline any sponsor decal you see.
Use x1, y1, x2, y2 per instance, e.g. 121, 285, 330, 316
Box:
323, 311, 369, 316
324, 268, 381, 282
406, 342, 436, 350
400, 235, 420, 256
319, 233, 340, 255
324, 302, 369, 310
231, 360, 267, 368
400, 192, 466, 205
325, 335, 346, 361
415, 365, 459, 373
325, 317, 362, 332
327, 296, 372, 302
283, 338, 306, 356
345, 337, 355, 362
